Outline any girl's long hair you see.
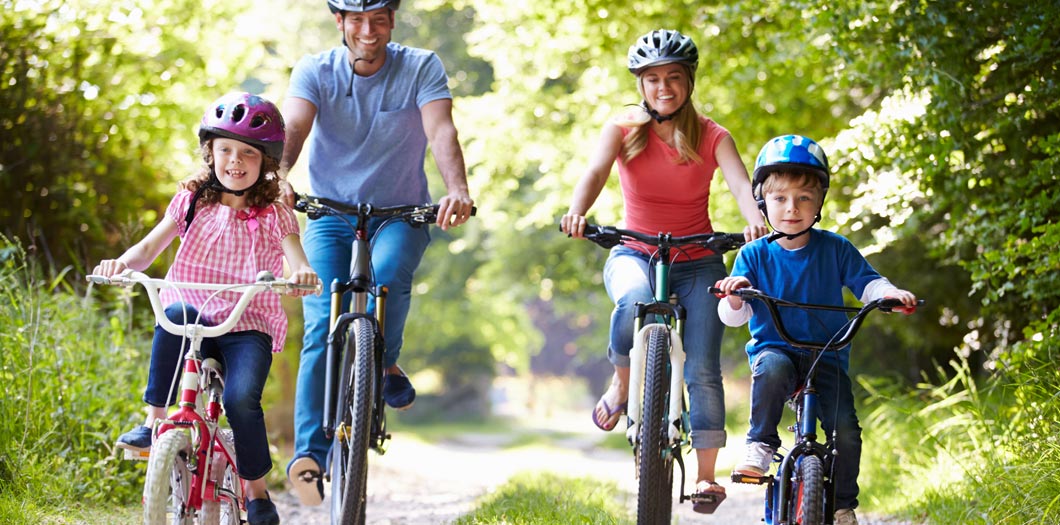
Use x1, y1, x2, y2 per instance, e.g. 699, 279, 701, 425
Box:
180, 138, 282, 210
622, 65, 703, 165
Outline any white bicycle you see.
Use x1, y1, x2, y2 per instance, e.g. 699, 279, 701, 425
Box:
88, 270, 318, 525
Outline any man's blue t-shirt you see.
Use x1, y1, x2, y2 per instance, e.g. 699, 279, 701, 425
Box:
731, 229, 882, 371
288, 42, 452, 207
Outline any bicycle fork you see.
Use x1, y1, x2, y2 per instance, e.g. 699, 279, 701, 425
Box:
626, 323, 687, 446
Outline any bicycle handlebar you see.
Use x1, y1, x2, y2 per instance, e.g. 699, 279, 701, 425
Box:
709, 286, 925, 351
568, 224, 746, 254
87, 270, 322, 339
294, 194, 477, 226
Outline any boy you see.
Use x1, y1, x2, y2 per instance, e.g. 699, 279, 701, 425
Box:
713, 135, 917, 525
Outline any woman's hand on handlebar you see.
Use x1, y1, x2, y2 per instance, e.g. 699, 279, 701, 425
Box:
560, 212, 588, 239
713, 276, 752, 309
744, 223, 770, 243
436, 192, 475, 231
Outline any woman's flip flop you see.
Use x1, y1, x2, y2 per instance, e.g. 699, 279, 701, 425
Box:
690, 480, 727, 514
591, 398, 627, 431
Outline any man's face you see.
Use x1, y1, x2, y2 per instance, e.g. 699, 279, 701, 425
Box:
336, 7, 394, 63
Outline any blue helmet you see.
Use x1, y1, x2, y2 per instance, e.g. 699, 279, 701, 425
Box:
752, 134, 830, 201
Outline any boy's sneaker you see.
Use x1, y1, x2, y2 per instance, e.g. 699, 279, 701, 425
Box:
382, 368, 416, 410
834, 508, 859, 525
733, 441, 775, 476
116, 425, 153, 451
246, 493, 280, 525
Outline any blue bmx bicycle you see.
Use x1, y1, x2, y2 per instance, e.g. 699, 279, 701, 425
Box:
709, 286, 922, 525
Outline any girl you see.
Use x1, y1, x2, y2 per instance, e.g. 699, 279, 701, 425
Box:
560, 29, 768, 514
94, 92, 319, 525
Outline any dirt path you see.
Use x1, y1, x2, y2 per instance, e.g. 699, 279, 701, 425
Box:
273, 412, 918, 525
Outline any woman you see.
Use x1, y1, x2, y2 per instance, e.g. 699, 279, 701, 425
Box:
560, 29, 768, 513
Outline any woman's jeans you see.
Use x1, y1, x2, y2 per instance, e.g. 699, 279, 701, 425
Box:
144, 303, 274, 481
603, 246, 728, 449
747, 347, 863, 510
292, 214, 431, 472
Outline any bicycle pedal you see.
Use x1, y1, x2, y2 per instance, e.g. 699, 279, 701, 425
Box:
123, 448, 151, 461
730, 472, 772, 485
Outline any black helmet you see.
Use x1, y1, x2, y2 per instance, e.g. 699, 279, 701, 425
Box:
327, 0, 400, 14
627, 29, 699, 75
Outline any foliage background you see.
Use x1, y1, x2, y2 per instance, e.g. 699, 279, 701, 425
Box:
2, 0, 1058, 523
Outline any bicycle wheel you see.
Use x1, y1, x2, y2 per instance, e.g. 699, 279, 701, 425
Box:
791, 455, 825, 525
331, 317, 376, 525
201, 430, 240, 525
143, 430, 194, 525
636, 325, 674, 525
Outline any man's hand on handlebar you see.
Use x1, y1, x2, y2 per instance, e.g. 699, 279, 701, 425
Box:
436, 192, 475, 231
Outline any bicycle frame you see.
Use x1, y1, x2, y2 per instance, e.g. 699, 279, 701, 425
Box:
715, 286, 923, 525
295, 194, 472, 525
89, 270, 316, 524
573, 225, 745, 523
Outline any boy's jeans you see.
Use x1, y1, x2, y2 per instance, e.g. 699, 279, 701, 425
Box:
603, 245, 728, 449
747, 346, 863, 510
144, 303, 274, 480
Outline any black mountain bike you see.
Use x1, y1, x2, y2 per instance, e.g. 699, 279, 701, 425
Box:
710, 286, 922, 525
573, 224, 745, 525
295, 194, 473, 525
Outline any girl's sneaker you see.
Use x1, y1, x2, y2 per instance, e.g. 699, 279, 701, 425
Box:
116, 425, 153, 451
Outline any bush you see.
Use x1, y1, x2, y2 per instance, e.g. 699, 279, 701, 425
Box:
0, 238, 148, 521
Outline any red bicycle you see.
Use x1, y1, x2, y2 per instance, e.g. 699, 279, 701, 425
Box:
88, 270, 318, 525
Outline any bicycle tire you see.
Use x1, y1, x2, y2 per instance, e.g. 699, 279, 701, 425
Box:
636, 325, 674, 525
143, 430, 194, 525
332, 317, 375, 525
201, 430, 240, 525
792, 455, 825, 525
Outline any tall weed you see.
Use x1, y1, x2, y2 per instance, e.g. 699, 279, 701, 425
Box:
858, 323, 1060, 525
0, 239, 147, 521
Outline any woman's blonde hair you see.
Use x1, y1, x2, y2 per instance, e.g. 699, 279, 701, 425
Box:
621, 65, 702, 165
180, 138, 282, 210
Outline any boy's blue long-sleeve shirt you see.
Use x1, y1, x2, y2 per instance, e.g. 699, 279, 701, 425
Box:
731, 229, 882, 371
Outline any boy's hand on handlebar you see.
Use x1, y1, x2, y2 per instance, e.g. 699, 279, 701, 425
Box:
436, 192, 475, 231
713, 276, 752, 309
560, 212, 588, 239
884, 289, 919, 315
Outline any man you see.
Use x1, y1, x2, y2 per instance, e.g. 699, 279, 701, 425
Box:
279, 0, 474, 506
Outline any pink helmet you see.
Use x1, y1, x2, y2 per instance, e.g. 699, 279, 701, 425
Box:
198, 92, 285, 163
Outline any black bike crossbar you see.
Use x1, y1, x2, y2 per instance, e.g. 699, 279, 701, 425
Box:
563, 224, 746, 254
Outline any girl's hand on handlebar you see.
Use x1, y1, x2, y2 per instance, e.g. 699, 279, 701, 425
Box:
884, 288, 919, 315
560, 212, 588, 239
288, 267, 322, 297
713, 276, 752, 309
436, 192, 475, 231
744, 223, 769, 243
93, 259, 129, 278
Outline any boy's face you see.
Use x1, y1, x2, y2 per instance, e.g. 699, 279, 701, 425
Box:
762, 174, 822, 234
211, 137, 263, 192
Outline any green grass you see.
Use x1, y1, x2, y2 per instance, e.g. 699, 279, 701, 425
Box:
454, 472, 632, 525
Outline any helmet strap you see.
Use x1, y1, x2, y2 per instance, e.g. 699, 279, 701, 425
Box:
183, 170, 257, 232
